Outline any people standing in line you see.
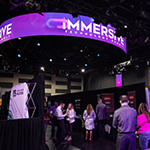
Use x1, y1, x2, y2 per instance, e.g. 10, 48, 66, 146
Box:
83, 104, 96, 142
55, 101, 68, 144
49, 100, 59, 139
113, 95, 137, 150
44, 109, 50, 142
136, 103, 150, 150
65, 103, 76, 141
96, 98, 106, 140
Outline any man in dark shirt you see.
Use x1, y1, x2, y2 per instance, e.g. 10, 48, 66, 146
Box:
96, 98, 106, 140
113, 95, 137, 150
49, 100, 59, 139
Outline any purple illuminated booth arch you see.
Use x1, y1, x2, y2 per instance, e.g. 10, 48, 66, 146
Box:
0, 12, 127, 150
0, 12, 126, 53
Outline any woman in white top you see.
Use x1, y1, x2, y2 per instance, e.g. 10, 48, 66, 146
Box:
83, 104, 96, 142
65, 103, 76, 141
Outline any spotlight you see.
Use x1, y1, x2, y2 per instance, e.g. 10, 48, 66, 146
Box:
18, 38, 21, 40
77, 65, 79, 67
37, 43, 40, 46
0, 54, 2, 57
41, 67, 45, 71
85, 46, 87, 48
81, 69, 85, 72
66, 73, 69, 77
85, 64, 87, 66
25, 58, 27, 60
80, 50, 83, 52
18, 54, 21, 57
49, 59, 52, 62
124, 25, 127, 28
97, 54, 100, 57
64, 58, 66, 61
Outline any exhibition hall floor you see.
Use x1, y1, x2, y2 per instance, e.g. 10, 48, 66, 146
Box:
45, 125, 142, 150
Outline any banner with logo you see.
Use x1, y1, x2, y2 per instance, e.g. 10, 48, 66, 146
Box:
101, 93, 114, 113
8, 83, 29, 120
127, 91, 136, 109
0, 13, 126, 53
75, 99, 81, 110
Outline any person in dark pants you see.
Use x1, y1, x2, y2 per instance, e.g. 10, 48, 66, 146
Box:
49, 100, 59, 139
65, 103, 76, 141
113, 95, 137, 150
96, 98, 106, 140
55, 101, 67, 144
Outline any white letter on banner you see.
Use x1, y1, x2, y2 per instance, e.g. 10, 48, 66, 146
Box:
81, 21, 92, 32
93, 23, 100, 34
0, 29, 1, 38
108, 29, 114, 39
121, 37, 124, 45
68, 19, 79, 31
6, 23, 12, 35
1, 26, 7, 37
101, 26, 108, 37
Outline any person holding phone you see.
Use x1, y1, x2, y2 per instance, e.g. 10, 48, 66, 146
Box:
65, 103, 76, 141
55, 101, 68, 144
49, 100, 59, 139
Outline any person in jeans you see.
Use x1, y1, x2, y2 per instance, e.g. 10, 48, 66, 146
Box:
65, 103, 76, 141
113, 95, 137, 150
83, 104, 96, 142
136, 103, 150, 150
49, 100, 59, 139
96, 98, 106, 140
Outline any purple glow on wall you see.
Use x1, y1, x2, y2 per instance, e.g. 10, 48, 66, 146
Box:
0, 12, 127, 53
116, 74, 122, 87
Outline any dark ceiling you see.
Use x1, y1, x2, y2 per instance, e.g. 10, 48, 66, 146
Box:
0, 0, 150, 75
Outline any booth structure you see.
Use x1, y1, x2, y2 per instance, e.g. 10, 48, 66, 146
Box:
0, 74, 46, 150
49, 82, 146, 137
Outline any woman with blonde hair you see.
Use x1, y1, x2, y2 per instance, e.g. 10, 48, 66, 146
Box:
83, 104, 96, 142
136, 103, 150, 150
65, 103, 76, 141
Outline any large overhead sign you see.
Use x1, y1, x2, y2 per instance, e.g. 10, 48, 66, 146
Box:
0, 12, 127, 53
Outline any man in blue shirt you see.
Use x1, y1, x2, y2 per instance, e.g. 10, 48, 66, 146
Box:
113, 95, 137, 150
96, 98, 106, 140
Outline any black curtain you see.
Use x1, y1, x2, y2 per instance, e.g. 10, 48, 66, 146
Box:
50, 82, 146, 114
0, 74, 46, 150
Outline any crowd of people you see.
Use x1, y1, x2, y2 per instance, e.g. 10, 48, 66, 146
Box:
44, 95, 150, 150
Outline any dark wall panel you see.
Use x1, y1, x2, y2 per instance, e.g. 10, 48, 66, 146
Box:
71, 78, 81, 82
0, 72, 13, 78
45, 85, 51, 89
55, 89, 68, 93
0, 82, 13, 88
56, 81, 68, 85
71, 86, 81, 90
